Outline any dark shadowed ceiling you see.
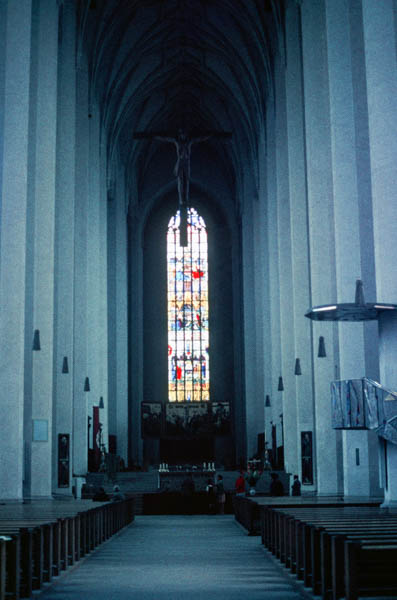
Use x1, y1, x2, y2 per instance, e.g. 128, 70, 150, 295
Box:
77, 0, 283, 208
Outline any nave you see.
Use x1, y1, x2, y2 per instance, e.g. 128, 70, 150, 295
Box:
39, 516, 308, 600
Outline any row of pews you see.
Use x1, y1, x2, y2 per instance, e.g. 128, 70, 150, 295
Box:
235, 495, 397, 600
0, 497, 135, 599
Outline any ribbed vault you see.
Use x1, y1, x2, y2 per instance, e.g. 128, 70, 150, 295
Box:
77, 0, 283, 211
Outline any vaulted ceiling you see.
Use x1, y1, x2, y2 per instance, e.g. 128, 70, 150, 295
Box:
77, 0, 283, 209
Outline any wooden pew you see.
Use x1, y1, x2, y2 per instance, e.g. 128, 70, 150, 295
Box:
270, 507, 397, 591
344, 540, 397, 600
0, 497, 135, 600
0, 536, 12, 600
260, 503, 397, 600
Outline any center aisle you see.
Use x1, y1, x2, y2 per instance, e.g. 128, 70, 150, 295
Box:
40, 515, 309, 600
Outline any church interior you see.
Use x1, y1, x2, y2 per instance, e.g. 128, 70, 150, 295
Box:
3, 1, 397, 597
2, 0, 397, 516
0, 0, 397, 503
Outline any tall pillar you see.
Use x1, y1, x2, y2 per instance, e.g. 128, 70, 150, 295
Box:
362, 0, 397, 504
265, 95, 283, 466
325, 0, 380, 496
285, 0, 315, 491
253, 142, 267, 459
128, 209, 144, 466
29, 0, 59, 498
72, 60, 89, 479
98, 129, 109, 452
86, 104, 108, 454
107, 169, 129, 463
301, 0, 342, 495
53, 0, 77, 493
256, 137, 272, 462
274, 49, 297, 477
0, 0, 32, 500
87, 108, 101, 429
241, 184, 259, 458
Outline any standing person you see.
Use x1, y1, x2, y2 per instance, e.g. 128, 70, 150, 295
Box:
269, 472, 284, 496
291, 474, 301, 496
205, 478, 216, 514
235, 471, 246, 496
216, 474, 226, 514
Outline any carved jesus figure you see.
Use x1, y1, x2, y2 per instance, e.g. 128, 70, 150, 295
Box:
155, 129, 210, 206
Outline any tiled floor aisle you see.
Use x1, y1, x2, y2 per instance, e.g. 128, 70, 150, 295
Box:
40, 515, 310, 600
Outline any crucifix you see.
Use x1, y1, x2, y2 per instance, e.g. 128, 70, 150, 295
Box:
134, 128, 231, 246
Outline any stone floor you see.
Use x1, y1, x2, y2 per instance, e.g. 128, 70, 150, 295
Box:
38, 515, 313, 600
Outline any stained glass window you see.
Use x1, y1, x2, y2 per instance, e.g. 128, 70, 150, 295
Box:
167, 208, 210, 402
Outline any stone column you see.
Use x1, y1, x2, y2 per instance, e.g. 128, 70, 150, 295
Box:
285, 0, 315, 491
29, 0, 59, 498
241, 183, 260, 458
0, 0, 32, 501
264, 94, 283, 466
273, 49, 297, 477
362, 0, 397, 504
53, 0, 77, 493
253, 140, 267, 460
301, 0, 342, 495
128, 209, 144, 465
98, 129, 109, 452
72, 60, 89, 480
107, 169, 129, 463
86, 105, 103, 456
256, 136, 272, 461
324, 0, 381, 496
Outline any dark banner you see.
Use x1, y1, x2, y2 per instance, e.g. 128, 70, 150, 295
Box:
58, 434, 70, 488
301, 431, 313, 485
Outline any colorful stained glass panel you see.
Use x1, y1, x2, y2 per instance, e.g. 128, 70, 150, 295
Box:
167, 208, 210, 402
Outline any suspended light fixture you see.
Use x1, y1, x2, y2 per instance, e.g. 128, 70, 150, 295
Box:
32, 329, 41, 351
278, 376, 284, 391
62, 356, 69, 374
318, 336, 326, 357
99, 396, 104, 409
265, 395, 271, 407
294, 358, 302, 375
305, 279, 397, 321
84, 377, 90, 392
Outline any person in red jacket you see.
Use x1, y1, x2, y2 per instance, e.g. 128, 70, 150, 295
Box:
235, 471, 246, 496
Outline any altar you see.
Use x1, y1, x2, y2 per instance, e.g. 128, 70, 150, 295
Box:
158, 468, 216, 492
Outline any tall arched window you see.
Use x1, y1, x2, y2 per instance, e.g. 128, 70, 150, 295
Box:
167, 208, 210, 402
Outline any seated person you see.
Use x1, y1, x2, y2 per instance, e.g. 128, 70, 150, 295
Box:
111, 485, 126, 502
